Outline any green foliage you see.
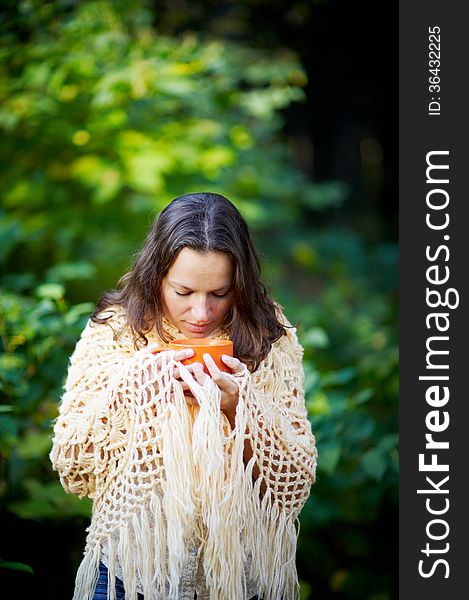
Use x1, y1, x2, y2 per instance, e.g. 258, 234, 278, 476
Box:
0, 283, 93, 504
290, 232, 398, 598
1, 0, 338, 295
0, 560, 34, 574
0, 1, 397, 598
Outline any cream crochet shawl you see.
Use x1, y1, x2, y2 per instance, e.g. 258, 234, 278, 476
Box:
50, 306, 317, 600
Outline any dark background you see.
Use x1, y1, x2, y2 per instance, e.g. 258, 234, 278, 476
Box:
153, 0, 398, 241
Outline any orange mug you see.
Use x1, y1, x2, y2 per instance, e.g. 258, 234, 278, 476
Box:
169, 338, 233, 374
151, 338, 233, 374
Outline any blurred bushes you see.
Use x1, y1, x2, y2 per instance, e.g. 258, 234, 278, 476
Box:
0, 1, 397, 598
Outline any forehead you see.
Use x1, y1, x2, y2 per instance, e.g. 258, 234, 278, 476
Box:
167, 248, 233, 288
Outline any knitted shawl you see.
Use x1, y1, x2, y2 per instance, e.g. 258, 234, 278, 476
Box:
50, 306, 317, 600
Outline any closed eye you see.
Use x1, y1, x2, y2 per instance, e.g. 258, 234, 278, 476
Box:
175, 291, 228, 298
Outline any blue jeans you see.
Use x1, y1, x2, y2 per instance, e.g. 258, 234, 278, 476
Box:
92, 563, 143, 600
92, 562, 260, 599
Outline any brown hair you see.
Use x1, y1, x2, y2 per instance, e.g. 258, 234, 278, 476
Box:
91, 192, 286, 371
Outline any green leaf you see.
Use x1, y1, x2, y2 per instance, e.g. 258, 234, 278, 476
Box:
378, 433, 399, 452
318, 444, 341, 475
46, 262, 97, 282
321, 367, 357, 387
16, 431, 53, 460
350, 388, 374, 406
35, 283, 65, 300
0, 353, 27, 377
299, 579, 312, 600
0, 414, 18, 437
0, 561, 34, 575
307, 392, 330, 416
301, 327, 329, 349
362, 448, 387, 481
9, 480, 92, 519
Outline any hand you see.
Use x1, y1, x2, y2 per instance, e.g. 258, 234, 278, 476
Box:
181, 354, 245, 426
144, 344, 195, 378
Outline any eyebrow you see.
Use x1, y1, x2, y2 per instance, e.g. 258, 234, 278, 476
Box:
169, 280, 231, 293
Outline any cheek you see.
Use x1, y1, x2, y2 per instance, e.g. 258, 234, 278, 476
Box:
216, 299, 233, 319
171, 297, 190, 315
163, 292, 183, 316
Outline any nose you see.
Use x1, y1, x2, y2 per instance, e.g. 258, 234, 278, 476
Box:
191, 296, 210, 323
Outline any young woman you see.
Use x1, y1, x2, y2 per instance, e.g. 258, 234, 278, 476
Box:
50, 192, 317, 600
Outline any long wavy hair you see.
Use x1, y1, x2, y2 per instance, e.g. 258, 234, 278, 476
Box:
91, 192, 286, 371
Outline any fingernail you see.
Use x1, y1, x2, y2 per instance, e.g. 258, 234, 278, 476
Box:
184, 349, 194, 356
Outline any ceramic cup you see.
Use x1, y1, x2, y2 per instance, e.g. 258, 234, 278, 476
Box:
151, 338, 233, 374
169, 338, 234, 374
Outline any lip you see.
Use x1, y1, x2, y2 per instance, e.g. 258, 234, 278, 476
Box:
185, 322, 212, 333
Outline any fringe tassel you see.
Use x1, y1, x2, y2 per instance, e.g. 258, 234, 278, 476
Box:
245, 491, 300, 600
178, 367, 252, 600
132, 508, 154, 598
117, 523, 137, 600
72, 542, 100, 600
106, 536, 117, 600
150, 492, 168, 598
158, 356, 197, 598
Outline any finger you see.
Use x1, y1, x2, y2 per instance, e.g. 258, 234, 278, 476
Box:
202, 352, 218, 376
150, 350, 169, 369
173, 363, 203, 379
147, 343, 162, 354
172, 365, 191, 380
203, 353, 227, 386
203, 354, 240, 403
221, 354, 244, 374
178, 368, 199, 385
192, 362, 208, 385
184, 362, 202, 374
174, 348, 195, 362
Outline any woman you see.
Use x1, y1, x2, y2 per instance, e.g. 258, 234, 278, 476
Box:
50, 192, 317, 600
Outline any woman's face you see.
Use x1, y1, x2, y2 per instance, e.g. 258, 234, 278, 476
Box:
161, 248, 234, 338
